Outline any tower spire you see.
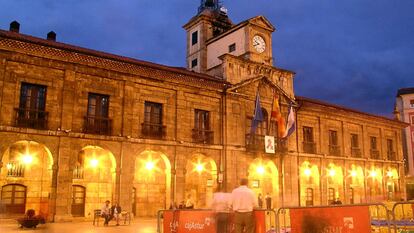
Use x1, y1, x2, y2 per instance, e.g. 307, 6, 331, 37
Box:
198, 0, 220, 13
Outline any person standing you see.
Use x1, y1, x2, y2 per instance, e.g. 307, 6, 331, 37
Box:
101, 200, 112, 226
258, 193, 263, 209
231, 178, 257, 233
211, 186, 232, 233
265, 193, 272, 210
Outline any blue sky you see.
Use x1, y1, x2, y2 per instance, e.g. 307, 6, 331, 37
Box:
1, 0, 413, 117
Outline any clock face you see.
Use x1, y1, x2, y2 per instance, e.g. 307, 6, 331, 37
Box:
252, 35, 266, 53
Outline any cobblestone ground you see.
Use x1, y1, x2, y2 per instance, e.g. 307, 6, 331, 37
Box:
0, 218, 158, 233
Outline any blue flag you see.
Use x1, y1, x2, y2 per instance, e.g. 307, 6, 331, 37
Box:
250, 92, 264, 135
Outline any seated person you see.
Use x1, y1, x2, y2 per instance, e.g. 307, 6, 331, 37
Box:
101, 200, 112, 226
111, 202, 122, 226
17, 209, 44, 228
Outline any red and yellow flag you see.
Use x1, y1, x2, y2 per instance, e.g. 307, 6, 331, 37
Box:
270, 95, 286, 137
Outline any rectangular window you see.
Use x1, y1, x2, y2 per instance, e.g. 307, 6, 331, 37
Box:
229, 43, 236, 52
193, 109, 212, 143
351, 134, 359, 148
329, 130, 338, 146
85, 93, 111, 135
387, 139, 396, 160
142, 101, 164, 138
16, 82, 48, 129
306, 188, 314, 206
370, 136, 379, 159
194, 109, 210, 130
303, 127, 314, 142
329, 130, 340, 156
411, 115, 414, 125
303, 127, 315, 153
191, 58, 198, 68
370, 136, 377, 150
410, 99, 414, 108
351, 134, 361, 157
87, 93, 109, 118
328, 188, 335, 204
191, 31, 198, 45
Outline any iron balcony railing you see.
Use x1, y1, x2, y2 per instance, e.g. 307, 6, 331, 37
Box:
329, 145, 341, 156
73, 165, 84, 179
141, 122, 166, 139
370, 149, 380, 159
351, 147, 362, 158
14, 108, 48, 129
83, 115, 112, 135
6, 162, 25, 177
303, 141, 316, 154
387, 151, 396, 161
245, 134, 287, 153
192, 129, 214, 144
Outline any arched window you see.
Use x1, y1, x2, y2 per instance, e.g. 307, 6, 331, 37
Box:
1, 184, 26, 214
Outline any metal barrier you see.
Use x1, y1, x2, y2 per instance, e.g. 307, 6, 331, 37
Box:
276, 203, 393, 233
157, 208, 277, 233
391, 201, 414, 233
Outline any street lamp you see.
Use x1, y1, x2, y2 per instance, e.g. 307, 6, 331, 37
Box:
256, 165, 265, 175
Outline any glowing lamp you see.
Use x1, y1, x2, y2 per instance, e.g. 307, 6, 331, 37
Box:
304, 168, 311, 177
145, 161, 155, 171
6, 163, 13, 169
329, 169, 336, 177
386, 171, 393, 178
351, 170, 357, 177
21, 154, 33, 165
370, 170, 377, 177
90, 158, 99, 168
196, 163, 204, 172
256, 166, 265, 175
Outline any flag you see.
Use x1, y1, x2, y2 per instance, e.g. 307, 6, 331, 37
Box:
270, 95, 286, 138
250, 92, 263, 135
283, 105, 295, 138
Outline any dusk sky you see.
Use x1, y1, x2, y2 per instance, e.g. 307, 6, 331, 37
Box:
1, 0, 413, 117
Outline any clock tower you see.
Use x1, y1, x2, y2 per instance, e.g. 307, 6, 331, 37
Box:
183, 0, 232, 73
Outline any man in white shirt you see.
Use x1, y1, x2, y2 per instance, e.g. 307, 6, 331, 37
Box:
231, 178, 257, 233
212, 187, 232, 233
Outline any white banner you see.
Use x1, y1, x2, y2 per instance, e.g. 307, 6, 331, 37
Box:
264, 135, 275, 154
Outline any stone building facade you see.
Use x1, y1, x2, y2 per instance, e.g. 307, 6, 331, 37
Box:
396, 88, 414, 198
0, 1, 407, 221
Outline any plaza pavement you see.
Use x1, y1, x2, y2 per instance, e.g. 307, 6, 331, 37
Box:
0, 218, 158, 233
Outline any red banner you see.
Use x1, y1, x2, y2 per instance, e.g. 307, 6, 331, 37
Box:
163, 210, 267, 233
290, 206, 371, 233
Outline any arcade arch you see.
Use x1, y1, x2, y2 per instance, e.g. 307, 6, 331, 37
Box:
0, 140, 53, 215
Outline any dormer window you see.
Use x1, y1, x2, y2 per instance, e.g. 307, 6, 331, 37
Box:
229, 43, 236, 52
192, 31, 198, 45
